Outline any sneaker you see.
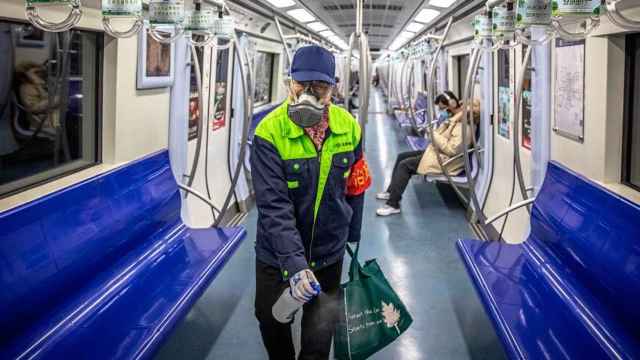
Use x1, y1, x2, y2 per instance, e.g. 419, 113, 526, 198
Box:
376, 205, 401, 216
376, 192, 391, 200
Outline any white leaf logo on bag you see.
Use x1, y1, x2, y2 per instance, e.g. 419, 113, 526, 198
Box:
381, 301, 401, 334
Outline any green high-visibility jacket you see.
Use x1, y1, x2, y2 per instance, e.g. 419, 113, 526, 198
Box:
251, 101, 365, 280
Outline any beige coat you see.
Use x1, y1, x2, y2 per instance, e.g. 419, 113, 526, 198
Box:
417, 111, 476, 176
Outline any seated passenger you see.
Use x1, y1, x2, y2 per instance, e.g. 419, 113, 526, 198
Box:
332, 76, 344, 104
14, 61, 59, 136
376, 91, 480, 216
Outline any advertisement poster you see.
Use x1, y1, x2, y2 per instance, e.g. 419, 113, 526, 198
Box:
188, 47, 204, 141
497, 49, 511, 139
211, 47, 230, 132
498, 86, 511, 139
522, 90, 532, 149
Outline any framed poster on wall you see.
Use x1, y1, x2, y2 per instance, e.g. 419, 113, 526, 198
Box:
554, 38, 585, 142
137, 23, 175, 89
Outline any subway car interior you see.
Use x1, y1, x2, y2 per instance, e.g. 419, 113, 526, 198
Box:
1, 0, 640, 359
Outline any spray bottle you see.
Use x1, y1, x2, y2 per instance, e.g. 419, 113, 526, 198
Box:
272, 282, 322, 323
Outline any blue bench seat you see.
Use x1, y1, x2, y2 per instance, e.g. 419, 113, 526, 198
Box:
249, 103, 280, 143
457, 161, 640, 359
0, 150, 246, 359
394, 110, 412, 128
405, 135, 428, 151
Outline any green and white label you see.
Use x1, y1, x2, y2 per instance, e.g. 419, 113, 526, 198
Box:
493, 6, 516, 39
474, 14, 492, 40
102, 0, 142, 16
517, 0, 552, 26
149, 0, 184, 24
552, 0, 600, 17
185, 10, 214, 31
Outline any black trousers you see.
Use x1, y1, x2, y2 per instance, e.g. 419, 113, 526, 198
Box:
385, 150, 424, 208
255, 259, 343, 360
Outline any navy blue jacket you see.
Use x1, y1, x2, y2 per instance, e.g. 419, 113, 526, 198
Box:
251, 102, 365, 280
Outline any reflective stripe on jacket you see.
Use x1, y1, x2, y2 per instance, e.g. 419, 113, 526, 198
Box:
251, 101, 365, 281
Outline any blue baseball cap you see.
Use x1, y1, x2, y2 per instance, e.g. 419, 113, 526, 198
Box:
290, 45, 336, 85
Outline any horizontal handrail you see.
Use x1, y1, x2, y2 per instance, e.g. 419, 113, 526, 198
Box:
485, 198, 536, 225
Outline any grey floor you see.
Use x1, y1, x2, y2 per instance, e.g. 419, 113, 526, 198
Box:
155, 91, 506, 360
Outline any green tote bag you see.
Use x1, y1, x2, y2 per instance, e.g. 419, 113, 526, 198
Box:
334, 243, 413, 360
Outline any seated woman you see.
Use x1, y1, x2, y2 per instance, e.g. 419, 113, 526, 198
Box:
376, 91, 480, 216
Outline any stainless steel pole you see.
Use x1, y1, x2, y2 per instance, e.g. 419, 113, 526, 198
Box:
460, 46, 487, 224
275, 17, 292, 67
512, 45, 533, 208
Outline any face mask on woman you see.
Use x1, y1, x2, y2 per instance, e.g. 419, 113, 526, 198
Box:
437, 110, 450, 123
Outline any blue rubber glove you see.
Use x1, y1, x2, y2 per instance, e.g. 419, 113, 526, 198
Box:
289, 269, 321, 302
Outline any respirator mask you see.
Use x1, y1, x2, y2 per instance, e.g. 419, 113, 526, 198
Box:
288, 82, 329, 128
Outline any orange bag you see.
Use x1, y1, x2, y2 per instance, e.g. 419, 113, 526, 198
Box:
346, 157, 372, 196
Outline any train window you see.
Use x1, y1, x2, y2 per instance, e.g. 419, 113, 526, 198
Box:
0, 22, 102, 198
253, 51, 275, 107
623, 34, 640, 191
497, 49, 511, 139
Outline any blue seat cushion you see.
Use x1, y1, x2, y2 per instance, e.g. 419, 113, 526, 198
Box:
405, 136, 427, 151
456, 162, 640, 359
0, 150, 246, 359
457, 239, 640, 359
394, 111, 412, 127
249, 104, 280, 142
3, 223, 245, 359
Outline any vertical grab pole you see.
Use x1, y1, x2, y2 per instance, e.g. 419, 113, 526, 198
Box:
345, 33, 356, 113
512, 45, 533, 208
356, 0, 363, 35
424, 17, 471, 206
406, 58, 419, 132
358, 33, 372, 142
387, 58, 394, 113
399, 57, 409, 112
461, 46, 488, 228
275, 17, 292, 68
185, 45, 204, 194
214, 32, 252, 227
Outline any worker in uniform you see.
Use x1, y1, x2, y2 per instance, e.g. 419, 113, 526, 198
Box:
251, 45, 371, 360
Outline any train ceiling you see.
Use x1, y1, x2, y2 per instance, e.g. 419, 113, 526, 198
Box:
255, 0, 468, 52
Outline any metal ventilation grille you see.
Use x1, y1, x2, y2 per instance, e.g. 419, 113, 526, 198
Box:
296, 0, 433, 50
338, 23, 394, 29
323, 4, 403, 11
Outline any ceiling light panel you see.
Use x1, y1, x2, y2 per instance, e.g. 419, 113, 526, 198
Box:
415, 8, 441, 23
429, 0, 456, 8
286, 8, 316, 23
320, 30, 335, 37
307, 22, 328, 32
406, 22, 425, 32
266, 0, 296, 8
